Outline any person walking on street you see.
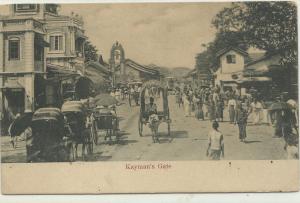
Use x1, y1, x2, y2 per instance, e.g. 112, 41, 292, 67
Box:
228, 96, 236, 123
250, 98, 263, 125
235, 103, 248, 142
206, 121, 224, 160
194, 94, 204, 120
183, 93, 191, 117
216, 95, 224, 122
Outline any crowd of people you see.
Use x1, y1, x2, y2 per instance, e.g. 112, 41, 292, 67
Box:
175, 83, 299, 160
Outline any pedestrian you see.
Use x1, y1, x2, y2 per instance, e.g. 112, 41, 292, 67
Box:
206, 121, 224, 160
250, 98, 263, 125
115, 88, 121, 100
287, 98, 298, 133
284, 134, 298, 159
183, 93, 191, 117
110, 89, 115, 98
215, 95, 224, 122
235, 103, 248, 142
208, 98, 216, 122
8, 113, 21, 148
194, 94, 204, 120
228, 96, 236, 123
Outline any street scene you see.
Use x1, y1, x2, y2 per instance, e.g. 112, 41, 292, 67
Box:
0, 2, 298, 163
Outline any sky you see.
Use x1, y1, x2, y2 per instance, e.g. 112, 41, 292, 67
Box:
0, 3, 230, 69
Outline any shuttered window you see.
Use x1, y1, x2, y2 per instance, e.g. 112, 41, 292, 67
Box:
226, 54, 236, 64
15, 4, 37, 12
8, 39, 20, 60
49, 35, 63, 51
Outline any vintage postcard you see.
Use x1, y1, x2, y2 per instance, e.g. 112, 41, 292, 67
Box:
0, 1, 299, 194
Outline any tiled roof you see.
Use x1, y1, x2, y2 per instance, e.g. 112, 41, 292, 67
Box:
115, 59, 159, 75
85, 61, 110, 74
216, 47, 248, 58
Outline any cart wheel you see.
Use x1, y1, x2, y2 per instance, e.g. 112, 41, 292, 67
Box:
138, 116, 143, 137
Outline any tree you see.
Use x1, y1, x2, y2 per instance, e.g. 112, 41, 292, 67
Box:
84, 40, 98, 62
212, 2, 297, 65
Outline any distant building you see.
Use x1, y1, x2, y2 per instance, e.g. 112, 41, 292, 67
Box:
109, 41, 160, 86
214, 47, 249, 88
213, 47, 296, 99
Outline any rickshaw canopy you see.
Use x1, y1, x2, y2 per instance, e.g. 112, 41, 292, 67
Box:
61, 101, 85, 113
32, 108, 64, 122
140, 81, 169, 118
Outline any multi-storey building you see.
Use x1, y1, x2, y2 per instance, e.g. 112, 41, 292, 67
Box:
0, 4, 87, 131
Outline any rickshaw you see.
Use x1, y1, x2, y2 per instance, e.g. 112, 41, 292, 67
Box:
91, 95, 120, 145
138, 82, 171, 143
128, 81, 142, 107
61, 101, 93, 160
27, 108, 72, 162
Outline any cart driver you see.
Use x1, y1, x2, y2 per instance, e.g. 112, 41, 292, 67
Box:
145, 97, 158, 120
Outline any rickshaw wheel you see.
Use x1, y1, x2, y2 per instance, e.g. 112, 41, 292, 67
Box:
138, 116, 143, 137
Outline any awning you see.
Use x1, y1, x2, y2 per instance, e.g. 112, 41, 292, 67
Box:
0, 80, 24, 91
75, 30, 87, 39
35, 35, 50, 47
237, 76, 272, 83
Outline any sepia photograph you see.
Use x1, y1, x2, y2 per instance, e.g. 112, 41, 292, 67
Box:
0, 0, 299, 194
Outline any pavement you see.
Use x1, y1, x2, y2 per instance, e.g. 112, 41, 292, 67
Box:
1, 95, 287, 163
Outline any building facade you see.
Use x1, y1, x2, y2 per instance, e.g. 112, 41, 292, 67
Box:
0, 4, 50, 120
214, 47, 248, 89
0, 4, 88, 132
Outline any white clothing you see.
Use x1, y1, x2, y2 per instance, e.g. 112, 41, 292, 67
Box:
228, 99, 236, 108
208, 130, 223, 150
183, 96, 191, 116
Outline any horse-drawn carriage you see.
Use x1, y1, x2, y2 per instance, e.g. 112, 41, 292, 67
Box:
61, 101, 93, 160
128, 81, 142, 107
138, 82, 171, 143
27, 108, 73, 162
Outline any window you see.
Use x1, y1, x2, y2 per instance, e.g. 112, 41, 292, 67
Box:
45, 4, 58, 14
9, 39, 20, 60
49, 35, 63, 51
15, 4, 37, 12
115, 50, 120, 60
226, 54, 236, 64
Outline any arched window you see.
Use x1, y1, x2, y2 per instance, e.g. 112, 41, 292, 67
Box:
115, 50, 121, 60
8, 37, 20, 60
